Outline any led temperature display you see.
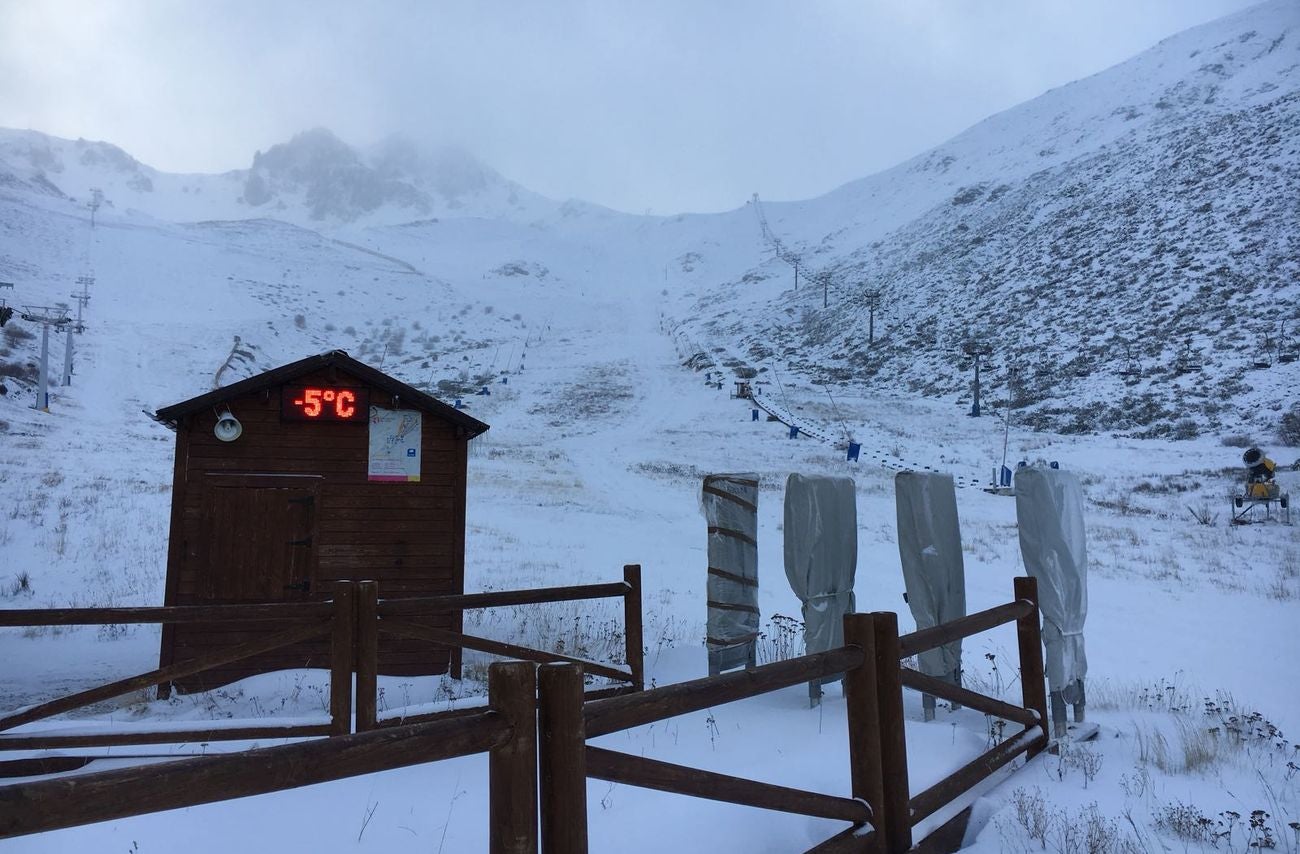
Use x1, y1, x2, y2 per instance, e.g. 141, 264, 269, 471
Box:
281, 385, 369, 421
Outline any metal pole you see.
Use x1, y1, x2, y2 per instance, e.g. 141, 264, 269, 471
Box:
971, 354, 982, 417
865, 289, 880, 346
1000, 367, 1015, 472
62, 325, 73, 386
37, 323, 50, 410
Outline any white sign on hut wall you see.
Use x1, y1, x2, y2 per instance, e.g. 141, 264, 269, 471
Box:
368, 407, 422, 482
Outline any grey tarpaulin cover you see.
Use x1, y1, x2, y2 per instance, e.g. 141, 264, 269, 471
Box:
1015, 465, 1088, 694
895, 472, 966, 682
703, 473, 760, 674
783, 474, 857, 659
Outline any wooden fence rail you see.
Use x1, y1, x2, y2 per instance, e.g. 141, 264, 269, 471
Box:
0, 575, 1051, 854
0, 599, 348, 748
544, 641, 879, 853
0, 567, 646, 750
0, 662, 534, 848
356, 565, 644, 731
538, 576, 1051, 854
0, 601, 334, 627
879, 575, 1050, 853
583, 645, 861, 737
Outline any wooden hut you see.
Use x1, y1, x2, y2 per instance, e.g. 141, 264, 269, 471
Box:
153, 350, 489, 691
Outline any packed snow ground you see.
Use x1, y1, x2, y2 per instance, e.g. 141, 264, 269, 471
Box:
1, 195, 1297, 852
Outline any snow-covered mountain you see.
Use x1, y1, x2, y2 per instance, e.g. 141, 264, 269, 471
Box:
679, 0, 1299, 437
0, 0, 1296, 440
0, 126, 586, 226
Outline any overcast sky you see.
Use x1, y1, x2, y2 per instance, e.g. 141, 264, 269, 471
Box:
0, 0, 1265, 214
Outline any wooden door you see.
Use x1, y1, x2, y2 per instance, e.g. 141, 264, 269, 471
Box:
201, 475, 320, 601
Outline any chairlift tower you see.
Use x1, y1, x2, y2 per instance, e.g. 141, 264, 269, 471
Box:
56, 302, 75, 386
72, 276, 93, 334
59, 276, 95, 386
864, 289, 881, 346
962, 340, 993, 417
752, 193, 802, 291
88, 188, 103, 228
0, 281, 14, 328
19, 305, 72, 410
1119, 343, 1142, 380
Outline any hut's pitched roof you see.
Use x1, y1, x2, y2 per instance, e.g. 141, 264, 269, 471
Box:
154, 350, 490, 437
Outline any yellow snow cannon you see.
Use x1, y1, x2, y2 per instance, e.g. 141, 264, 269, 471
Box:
1233, 447, 1290, 524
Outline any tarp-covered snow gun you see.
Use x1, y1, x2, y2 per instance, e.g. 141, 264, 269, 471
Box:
784, 474, 857, 707
703, 473, 761, 675
1233, 447, 1291, 524
1015, 465, 1091, 740
895, 472, 966, 721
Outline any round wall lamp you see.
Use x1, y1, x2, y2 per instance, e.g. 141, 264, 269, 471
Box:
214, 406, 243, 442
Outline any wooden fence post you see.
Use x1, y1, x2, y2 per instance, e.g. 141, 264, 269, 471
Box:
623, 565, 644, 692
538, 662, 588, 854
1013, 576, 1050, 760
330, 582, 356, 736
489, 661, 539, 854
843, 613, 885, 851
873, 611, 911, 854
355, 580, 379, 732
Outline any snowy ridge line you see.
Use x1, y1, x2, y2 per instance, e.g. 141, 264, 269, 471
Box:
751, 194, 857, 306
327, 238, 424, 276
750, 391, 984, 489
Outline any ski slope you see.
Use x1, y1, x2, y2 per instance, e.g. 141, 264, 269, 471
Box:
1, 3, 1298, 850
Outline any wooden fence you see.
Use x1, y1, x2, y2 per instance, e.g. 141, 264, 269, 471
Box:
0, 599, 344, 749
534, 575, 1048, 853
0, 576, 1048, 853
359, 564, 644, 731
0, 566, 644, 752
0, 661, 539, 844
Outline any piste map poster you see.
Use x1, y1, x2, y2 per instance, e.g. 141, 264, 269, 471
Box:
368, 407, 422, 482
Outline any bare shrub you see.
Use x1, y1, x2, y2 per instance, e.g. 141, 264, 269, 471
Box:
1153, 800, 1214, 843
1279, 405, 1300, 447
0, 359, 39, 383
1132, 718, 1224, 774
1010, 787, 1051, 848
3, 571, 33, 598
3, 325, 34, 345
755, 613, 803, 664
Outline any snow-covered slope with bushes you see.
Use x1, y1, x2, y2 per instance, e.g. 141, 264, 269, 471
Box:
676, 0, 1300, 438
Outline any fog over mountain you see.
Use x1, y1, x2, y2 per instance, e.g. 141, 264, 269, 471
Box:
0, 126, 578, 226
